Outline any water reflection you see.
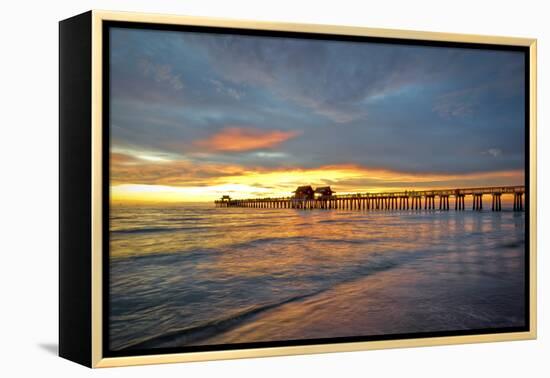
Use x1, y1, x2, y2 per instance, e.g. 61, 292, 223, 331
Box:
110, 204, 525, 350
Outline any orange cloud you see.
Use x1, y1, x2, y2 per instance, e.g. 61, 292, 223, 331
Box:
111, 152, 139, 165
194, 127, 300, 152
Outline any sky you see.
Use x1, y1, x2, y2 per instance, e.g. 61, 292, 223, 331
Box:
109, 27, 525, 203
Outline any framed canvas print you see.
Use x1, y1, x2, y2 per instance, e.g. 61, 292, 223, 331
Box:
59, 10, 537, 368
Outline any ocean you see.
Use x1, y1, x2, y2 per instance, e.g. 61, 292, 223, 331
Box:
109, 202, 526, 351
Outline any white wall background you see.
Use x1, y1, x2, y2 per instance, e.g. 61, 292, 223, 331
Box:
0, 0, 547, 376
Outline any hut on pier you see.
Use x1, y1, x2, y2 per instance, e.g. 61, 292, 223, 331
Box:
220, 195, 232, 202
293, 185, 315, 200
314, 186, 334, 199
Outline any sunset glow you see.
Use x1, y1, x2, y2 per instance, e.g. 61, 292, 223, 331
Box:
111, 155, 524, 203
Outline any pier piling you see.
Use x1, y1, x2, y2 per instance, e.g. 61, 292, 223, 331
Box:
215, 186, 525, 213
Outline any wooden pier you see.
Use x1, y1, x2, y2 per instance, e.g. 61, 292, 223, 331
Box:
214, 185, 525, 212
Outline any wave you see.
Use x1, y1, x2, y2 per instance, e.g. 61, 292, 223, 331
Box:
315, 238, 373, 245
162, 217, 206, 222
317, 218, 370, 225
109, 236, 308, 261
111, 226, 208, 235
121, 290, 325, 350
230, 235, 311, 249
113, 255, 403, 351
110, 233, 381, 262
112, 222, 273, 235
222, 223, 272, 229
498, 240, 525, 249
318, 219, 350, 223
232, 235, 372, 248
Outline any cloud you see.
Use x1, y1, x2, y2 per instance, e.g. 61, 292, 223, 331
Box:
138, 58, 183, 91
484, 148, 503, 157
110, 151, 524, 203
432, 77, 520, 120
253, 151, 289, 159
188, 35, 449, 123
110, 152, 137, 165
432, 86, 484, 119
210, 79, 242, 100
110, 153, 249, 187
194, 127, 300, 152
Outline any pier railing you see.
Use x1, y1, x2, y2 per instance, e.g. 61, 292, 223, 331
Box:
214, 185, 525, 212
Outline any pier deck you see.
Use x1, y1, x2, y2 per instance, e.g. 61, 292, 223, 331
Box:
214, 185, 525, 212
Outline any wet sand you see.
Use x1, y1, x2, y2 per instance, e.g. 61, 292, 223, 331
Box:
202, 258, 525, 345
